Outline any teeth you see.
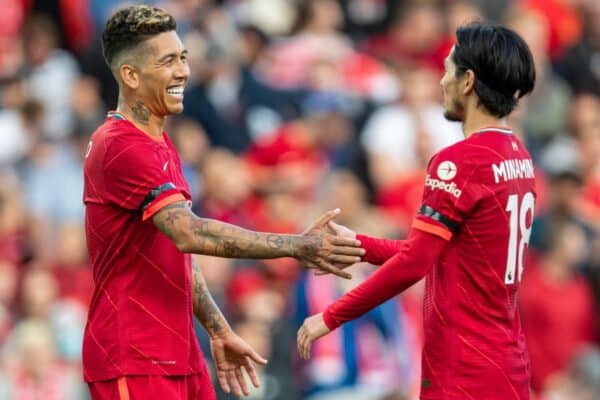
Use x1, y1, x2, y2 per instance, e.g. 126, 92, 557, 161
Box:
167, 87, 184, 95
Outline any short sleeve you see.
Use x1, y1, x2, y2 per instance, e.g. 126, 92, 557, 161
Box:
413, 147, 480, 240
103, 138, 186, 220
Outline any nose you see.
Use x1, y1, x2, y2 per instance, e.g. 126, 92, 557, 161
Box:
174, 59, 190, 82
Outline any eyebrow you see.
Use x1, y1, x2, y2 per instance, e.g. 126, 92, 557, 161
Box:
157, 49, 188, 63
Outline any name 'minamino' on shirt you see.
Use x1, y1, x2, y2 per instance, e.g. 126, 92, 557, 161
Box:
492, 159, 534, 183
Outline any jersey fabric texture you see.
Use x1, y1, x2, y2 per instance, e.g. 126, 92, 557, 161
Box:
82, 115, 204, 382
324, 127, 535, 400
87, 371, 216, 400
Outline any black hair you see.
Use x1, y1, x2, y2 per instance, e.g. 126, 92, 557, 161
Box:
452, 22, 536, 117
102, 5, 176, 69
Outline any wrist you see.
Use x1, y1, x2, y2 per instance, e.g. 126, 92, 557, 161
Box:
290, 234, 309, 259
207, 323, 233, 340
322, 308, 341, 331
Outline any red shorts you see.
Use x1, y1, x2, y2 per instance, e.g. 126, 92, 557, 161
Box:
88, 374, 216, 400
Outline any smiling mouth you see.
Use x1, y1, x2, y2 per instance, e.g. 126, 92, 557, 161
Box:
166, 86, 184, 98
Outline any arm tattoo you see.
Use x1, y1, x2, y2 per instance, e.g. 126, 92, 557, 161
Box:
152, 202, 187, 242
192, 259, 227, 336
153, 201, 308, 258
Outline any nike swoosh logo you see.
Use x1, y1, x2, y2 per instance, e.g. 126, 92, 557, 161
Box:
163, 161, 169, 171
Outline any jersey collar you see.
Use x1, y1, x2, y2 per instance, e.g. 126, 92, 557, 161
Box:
475, 126, 513, 135
107, 111, 127, 121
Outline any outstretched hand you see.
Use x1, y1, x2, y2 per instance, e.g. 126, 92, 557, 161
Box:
327, 220, 356, 240
297, 313, 331, 360
297, 209, 365, 279
210, 331, 268, 397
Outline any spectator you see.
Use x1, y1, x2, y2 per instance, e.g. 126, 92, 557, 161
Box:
0, 171, 29, 265
49, 223, 93, 309
362, 2, 450, 73
1, 318, 87, 400
540, 346, 600, 400
264, 0, 353, 88
196, 148, 253, 224
22, 14, 79, 140
558, 0, 600, 95
168, 117, 210, 202
520, 0, 583, 60
520, 221, 598, 392
0, 260, 18, 343
506, 6, 572, 151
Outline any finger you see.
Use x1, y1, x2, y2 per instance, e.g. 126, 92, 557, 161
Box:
314, 261, 353, 275
228, 369, 242, 397
316, 259, 352, 279
235, 367, 249, 396
246, 348, 268, 365
303, 260, 318, 271
301, 334, 311, 360
243, 359, 261, 388
297, 327, 306, 357
330, 245, 365, 257
305, 260, 352, 279
217, 370, 230, 394
298, 327, 310, 360
330, 236, 363, 248
311, 208, 341, 229
327, 220, 341, 234
301, 331, 309, 360
314, 267, 342, 276
326, 254, 362, 265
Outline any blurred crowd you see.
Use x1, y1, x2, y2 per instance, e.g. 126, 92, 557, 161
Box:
0, 0, 600, 399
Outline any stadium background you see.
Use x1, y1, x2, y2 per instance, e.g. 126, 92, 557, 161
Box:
0, 0, 599, 399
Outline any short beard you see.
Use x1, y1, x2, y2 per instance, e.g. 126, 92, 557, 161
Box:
443, 98, 464, 122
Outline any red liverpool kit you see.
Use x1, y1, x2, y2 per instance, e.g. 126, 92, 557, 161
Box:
324, 127, 535, 399
83, 113, 212, 398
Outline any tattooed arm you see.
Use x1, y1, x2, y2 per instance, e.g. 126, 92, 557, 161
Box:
191, 258, 228, 336
191, 258, 268, 396
152, 202, 365, 278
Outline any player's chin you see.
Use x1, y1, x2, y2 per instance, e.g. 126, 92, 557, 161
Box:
167, 102, 185, 115
443, 109, 462, 122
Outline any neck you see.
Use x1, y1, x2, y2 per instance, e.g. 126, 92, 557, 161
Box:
117, 97, 165, 138
462, 105, 508, 138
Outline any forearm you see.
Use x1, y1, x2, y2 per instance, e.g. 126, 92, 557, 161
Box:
154, 202, 311, 258
185, 218, 304, 258
323, 229, 446, 330
357, 234, 405, 265
192, 259, 230, 337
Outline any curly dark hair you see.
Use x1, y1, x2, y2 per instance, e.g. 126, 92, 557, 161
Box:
102, 5, 176, 70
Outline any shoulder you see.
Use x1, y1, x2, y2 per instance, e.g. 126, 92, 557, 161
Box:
426, 140, 484, 187
430, 139, 472, 167
94, 120, 160, 168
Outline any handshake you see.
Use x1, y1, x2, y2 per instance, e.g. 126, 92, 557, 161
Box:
294, 208, 363, 279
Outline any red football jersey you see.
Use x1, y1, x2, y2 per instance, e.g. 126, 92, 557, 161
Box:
82, 114, 204, 381
414, 127, 535, 399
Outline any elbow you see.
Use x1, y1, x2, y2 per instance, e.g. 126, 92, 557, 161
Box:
171, 230, 195, 253
175, 239, 192, 253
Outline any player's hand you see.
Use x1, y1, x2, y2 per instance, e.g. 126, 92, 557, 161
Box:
297, 313, 330, 360
210, 330, 268, 397
313, 220, 360, 276
327, 220, 356, 239
298, 209, 365, 279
